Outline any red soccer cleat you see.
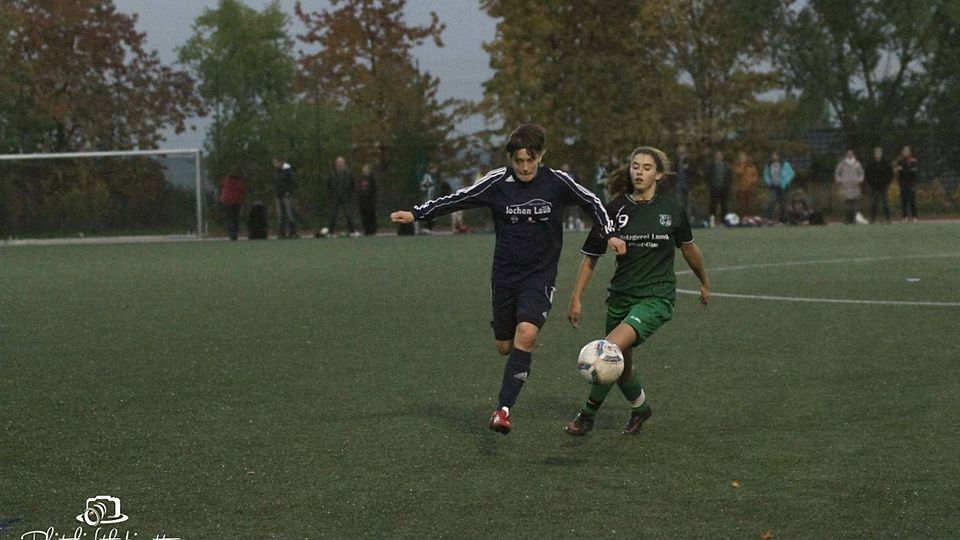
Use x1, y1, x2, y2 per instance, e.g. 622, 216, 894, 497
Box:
489, 407, 512, 434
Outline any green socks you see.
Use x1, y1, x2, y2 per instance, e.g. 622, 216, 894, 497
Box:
580, 372, 650, 416
618, 373, 649, 412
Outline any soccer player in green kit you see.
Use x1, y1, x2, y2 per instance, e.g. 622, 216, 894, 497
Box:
565, 146, 711, 436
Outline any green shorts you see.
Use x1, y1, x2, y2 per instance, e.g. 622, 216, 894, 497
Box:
605, 296, 675, 348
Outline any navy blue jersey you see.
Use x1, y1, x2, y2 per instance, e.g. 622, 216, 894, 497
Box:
413, 166, 616, 286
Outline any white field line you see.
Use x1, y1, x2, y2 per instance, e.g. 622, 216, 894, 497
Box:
676, 254, 960, 307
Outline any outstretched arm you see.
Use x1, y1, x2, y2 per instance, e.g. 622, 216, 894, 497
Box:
402, 168, 502, 223
568, 255, 599, 329
680, 242, 710, 308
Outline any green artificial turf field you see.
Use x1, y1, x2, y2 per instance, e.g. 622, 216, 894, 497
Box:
2, 222, 959, 539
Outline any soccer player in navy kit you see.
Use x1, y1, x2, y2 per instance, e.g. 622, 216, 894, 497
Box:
391, 124, 626, 434
565, 147, 710, 436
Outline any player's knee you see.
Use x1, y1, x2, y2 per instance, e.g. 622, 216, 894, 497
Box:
495, 340, 513, 356
513, 322, 539, 351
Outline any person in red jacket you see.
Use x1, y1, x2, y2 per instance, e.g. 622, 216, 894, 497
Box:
219, 166, 246, 241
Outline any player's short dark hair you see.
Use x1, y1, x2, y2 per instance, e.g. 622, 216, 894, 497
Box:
505, 123, 546, 158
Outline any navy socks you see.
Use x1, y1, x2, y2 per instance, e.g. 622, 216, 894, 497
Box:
498, 349, 532, 408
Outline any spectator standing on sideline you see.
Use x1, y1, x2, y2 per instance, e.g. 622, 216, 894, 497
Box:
272, 157, 298, 239
673, 144, 693, 223
762, 151, 795, 224
733, 151, 759, 216
596, 156, 620, 204
219, 166, 246, 241
419, 163, 438, 234
447, 173, 467, 233
324, 156, 359, 237
356, 163, 377, 236
896, 145, 920, 222
561, 164, 585, 231
865, 146, 894, 224
704, 150, 732, 226
835, 150, 865, 224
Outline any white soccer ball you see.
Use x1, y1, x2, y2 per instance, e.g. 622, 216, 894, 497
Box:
577, 339, 624, 385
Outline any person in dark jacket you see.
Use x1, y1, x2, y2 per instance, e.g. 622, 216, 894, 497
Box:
219, 166, 246, 241
896, 145, 920, 222
705, 150, 732, 226
323, 156, 359, 237
272, 157, 298, 238
356, 163, 377, 236
673, 144, 692, 220
865, 146, 894, 224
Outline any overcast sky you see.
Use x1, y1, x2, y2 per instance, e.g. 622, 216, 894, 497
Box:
112, 0, 497, 149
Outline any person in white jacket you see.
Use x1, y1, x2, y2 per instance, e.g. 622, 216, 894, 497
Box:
835, 150, 865, 224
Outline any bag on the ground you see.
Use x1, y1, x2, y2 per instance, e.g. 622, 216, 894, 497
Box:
248, 201, 268, 239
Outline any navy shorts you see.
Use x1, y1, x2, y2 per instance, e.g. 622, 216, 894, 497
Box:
490, 282, 556, 341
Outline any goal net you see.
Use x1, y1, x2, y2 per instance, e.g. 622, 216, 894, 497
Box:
0, 149, 206, 241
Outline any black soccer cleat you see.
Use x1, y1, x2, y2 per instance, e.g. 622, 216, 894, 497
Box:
621, 406, 652, 436
564, 412, 595, 436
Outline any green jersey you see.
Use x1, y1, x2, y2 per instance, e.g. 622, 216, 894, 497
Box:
582, 194, 693, 301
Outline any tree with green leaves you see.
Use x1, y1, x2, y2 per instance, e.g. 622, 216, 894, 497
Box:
638, 0, 782, 152
179, 0, 303, 192
481, 0, 675, 179
770, 0, 960, 157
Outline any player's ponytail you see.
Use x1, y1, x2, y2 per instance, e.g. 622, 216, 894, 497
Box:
606, 165, 632, 199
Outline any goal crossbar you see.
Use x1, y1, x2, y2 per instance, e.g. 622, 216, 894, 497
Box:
0, 148, 199, 161
0, 148, 205, 238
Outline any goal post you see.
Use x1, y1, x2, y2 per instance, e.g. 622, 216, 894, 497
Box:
0, 148, 206, 240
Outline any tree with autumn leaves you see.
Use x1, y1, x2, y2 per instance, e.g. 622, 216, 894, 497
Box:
294, 0, 465, 203
0, 0, 202, 236
1, 0, 199, 153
